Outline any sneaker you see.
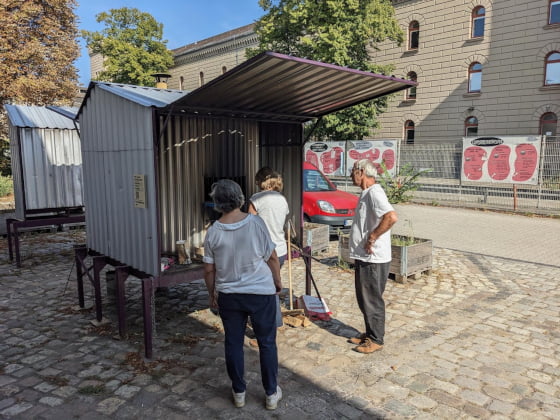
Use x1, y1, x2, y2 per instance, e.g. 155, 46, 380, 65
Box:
265, 386, 282, 410
354, 338, 383, 354
347, 333, 367, 345
232, 389, 245, 408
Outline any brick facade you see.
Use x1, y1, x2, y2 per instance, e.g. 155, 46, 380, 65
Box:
370, 0, 560, 142
89, 1, 560, 142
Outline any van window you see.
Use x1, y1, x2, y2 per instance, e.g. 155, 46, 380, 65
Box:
303, 169, 336, 192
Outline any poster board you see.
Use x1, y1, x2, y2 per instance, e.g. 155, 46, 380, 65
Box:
461, 136, 541, 184
346, 140, 399, 176
304, 141, 346, 176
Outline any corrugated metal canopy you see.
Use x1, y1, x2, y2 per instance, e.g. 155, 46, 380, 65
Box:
5, 104, 78, 129
170, 51, 416, 122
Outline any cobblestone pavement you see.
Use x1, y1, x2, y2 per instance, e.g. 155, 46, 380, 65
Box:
0, 225, 559, 419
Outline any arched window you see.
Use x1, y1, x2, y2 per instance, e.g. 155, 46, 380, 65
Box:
472, 6, 485, 38
404, 120, 415, 144
408, 21, 419, 50
468, 62, 482, 92
540, 112, 558, 136
199, 71, 205, 87
545, 52, 560, 85
179, 76, 184, 90
549, 0, 560, 24
406, 72, 417, 99
465, 116, 479, 136
222, 66, 228, 74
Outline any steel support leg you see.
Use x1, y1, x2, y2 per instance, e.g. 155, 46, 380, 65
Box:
115, 266, 130, 338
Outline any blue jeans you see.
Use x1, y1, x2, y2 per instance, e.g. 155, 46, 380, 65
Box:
354, 260, 390, 345
218, 293, 278, 396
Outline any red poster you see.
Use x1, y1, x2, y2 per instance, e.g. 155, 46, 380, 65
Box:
487, 145, 511, 181
382, 149, 395, 170
462, 136, 541, 184
319, 146, 344, 174
463, 146, 486, 180
512, 144, 538, 182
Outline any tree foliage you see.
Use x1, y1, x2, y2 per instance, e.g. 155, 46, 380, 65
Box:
248, 0, 403, 140
0, 0, 80, 176
82, 8, 174, 86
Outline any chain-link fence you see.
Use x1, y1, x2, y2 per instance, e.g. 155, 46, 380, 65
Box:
336, 136, 560, 215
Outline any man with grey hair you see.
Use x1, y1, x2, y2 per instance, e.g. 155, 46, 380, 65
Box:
348, 159, 398, 353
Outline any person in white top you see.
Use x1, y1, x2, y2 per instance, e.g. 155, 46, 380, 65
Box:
249, 167, 290, 328
248, 167, 290, 265
203, 179, 283, 410
348, 159, 398, 354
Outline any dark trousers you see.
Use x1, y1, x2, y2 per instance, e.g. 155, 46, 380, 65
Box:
354, 260, 390, 345
218, 293, 278, 396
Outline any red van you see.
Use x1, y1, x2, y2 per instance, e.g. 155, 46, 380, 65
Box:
303, 162, 359, 233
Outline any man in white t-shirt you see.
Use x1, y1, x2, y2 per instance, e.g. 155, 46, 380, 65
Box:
348, 159, 398, 353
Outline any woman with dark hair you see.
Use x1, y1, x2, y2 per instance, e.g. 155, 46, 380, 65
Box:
203, 179, 283, 410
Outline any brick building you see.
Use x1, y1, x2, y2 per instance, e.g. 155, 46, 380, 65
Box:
90, 1, 560, 142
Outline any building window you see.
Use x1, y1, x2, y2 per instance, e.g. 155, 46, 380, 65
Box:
540, 112, 558, 136
406, 72, 417, 99
222, 66, 227, 74
408, 21, 419, 50
199, 71, 204, 87
404, 120, 415, 144
179, 76, 184, 90
465, 116, 479, 136
472, 6, 485, 38
545, 52, 560, 85
468, 62, 482, 92
550, 0, 560, 24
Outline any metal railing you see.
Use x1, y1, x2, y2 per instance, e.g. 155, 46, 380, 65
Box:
337, 136, 560, 215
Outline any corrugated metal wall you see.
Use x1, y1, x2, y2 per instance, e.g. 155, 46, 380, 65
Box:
157, 115, 260, 254
80, 88, 160, 276
8, 124, 82, 219
258, 122, 304, 238
8, 125, 25, 220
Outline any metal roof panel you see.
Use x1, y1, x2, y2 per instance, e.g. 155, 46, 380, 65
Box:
170, 51, 416, 122
5, 104, 78, 129
76, 82, 190, 120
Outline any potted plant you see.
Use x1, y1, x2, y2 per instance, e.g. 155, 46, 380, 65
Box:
389, 234, 433, 283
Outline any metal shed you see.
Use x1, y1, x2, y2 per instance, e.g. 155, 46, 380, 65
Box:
74, 51, 415, 357
4, 104, 85, 266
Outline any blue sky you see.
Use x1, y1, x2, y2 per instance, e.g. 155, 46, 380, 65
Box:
75, 0, 264, 86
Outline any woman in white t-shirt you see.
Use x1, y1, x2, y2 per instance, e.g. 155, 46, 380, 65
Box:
248, 167, 290, 266
203, 179, 283, 410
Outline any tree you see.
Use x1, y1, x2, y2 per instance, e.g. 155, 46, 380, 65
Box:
82, 8, 174, 86
0, 0, 80, 176
248, 0, 403, 141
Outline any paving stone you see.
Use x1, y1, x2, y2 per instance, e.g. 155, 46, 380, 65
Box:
0, 228, 559, 419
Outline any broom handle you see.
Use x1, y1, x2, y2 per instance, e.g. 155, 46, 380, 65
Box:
287, 221, 293, 310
